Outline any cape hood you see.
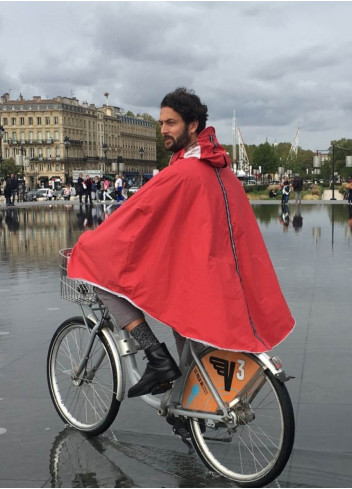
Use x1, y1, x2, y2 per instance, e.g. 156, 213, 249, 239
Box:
68, 127, 294, 352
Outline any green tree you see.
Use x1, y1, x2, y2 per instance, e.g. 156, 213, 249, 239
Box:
252, 142, 280, 175
1, 158, 17, 178
331, 138, 352, 180
139, 113, 169, 169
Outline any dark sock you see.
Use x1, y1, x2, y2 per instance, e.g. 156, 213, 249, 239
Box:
129, 321, 159, 350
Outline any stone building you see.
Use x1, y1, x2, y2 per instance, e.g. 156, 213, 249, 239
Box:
0, 93, 157, 189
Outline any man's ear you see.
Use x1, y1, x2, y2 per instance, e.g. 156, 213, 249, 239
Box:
189, 120, 199, 135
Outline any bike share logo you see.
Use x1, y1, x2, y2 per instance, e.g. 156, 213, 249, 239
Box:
210, 356, 245, 392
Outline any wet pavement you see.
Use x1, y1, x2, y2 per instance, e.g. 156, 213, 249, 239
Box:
0, 199, 351, 487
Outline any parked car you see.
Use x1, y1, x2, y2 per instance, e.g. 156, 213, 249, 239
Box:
36, 188, 56, 200
128, 185, 140, 194
25, 190, 39, 201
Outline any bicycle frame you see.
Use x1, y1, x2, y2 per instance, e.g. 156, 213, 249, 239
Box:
75, 301, 291, 427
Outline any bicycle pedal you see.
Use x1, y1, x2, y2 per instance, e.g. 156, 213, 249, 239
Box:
151, 382, 172, 395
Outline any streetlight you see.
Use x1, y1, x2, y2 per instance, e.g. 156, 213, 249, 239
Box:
0, 125, 4, 181
64, 136, 70, 183
102, 143, 108, 174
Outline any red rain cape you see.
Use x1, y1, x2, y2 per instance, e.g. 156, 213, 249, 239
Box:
68, 127, 294, 352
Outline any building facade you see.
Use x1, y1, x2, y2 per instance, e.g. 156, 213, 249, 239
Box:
0, 93, 157, 189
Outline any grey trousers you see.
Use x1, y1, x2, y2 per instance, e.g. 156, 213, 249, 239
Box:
95, 288, 144, 328
95, 288, 199, 358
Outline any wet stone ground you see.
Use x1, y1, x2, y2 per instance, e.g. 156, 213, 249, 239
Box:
0, 201, 351, 487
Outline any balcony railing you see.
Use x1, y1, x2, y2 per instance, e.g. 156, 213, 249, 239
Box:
6, 138, 59, 145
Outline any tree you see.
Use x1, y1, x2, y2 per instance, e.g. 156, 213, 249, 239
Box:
252, 142, 280, 175
139, 113, 170, 169
331, 138, 352, 180
1, 158, 17, 178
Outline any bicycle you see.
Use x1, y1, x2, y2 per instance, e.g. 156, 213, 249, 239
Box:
47, 248, 295, 488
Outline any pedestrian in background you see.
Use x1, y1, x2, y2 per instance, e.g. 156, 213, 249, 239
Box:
5, 173, 18, 206
282, 180, 291, 204
94, 176, 102, 202
114, 175, 125, 203
348, 177, 352, 205
84, 175, 93, 205
77, 173, 84, 204
293, 174, 303, 204
102, 178, 112, 201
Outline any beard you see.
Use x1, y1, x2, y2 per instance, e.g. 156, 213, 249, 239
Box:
163, 124, 192, 153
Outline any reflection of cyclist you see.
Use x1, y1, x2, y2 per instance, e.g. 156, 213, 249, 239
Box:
68, 88, 294, 399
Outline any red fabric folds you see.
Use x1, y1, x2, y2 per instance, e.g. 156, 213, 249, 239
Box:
68, 127, 294, 352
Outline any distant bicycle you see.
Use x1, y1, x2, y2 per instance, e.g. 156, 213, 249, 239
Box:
47, 249, 295, 487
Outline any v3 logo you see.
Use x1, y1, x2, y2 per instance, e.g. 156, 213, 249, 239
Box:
210, 356, 245, 391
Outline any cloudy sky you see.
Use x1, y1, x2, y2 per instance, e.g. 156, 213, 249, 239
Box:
1, 1, 351, 151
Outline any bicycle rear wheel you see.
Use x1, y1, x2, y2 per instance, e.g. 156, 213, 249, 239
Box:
47, 316, 121, 437
187, 350, 294, 487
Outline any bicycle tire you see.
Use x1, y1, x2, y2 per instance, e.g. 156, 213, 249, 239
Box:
47, 316, 121, 437
186, 349, 295, 487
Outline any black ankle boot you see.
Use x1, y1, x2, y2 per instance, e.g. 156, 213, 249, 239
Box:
128, 343, 181, 398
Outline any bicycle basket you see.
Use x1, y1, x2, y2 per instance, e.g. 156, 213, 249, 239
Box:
60, 248, 97, 305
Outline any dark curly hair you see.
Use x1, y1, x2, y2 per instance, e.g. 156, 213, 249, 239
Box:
160, 88, 208, 134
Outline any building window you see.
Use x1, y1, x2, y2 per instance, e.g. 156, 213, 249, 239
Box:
29, 131, 34, 142
11, 118, 16, 125
29, 148, 34, 159
54, 131, 59, 141
54, 116, 59, 124
46, 131, 51, 142
37, 117, 41, 125
5, 148, 9, 158
47, 163, 52, 170
2, 117, 8, 125
39, 163, 44, 171
12, 132, 17, 142
38, 131, 42, 143
20, 117, 25, 125
20, 131, 25, 142
45, 117, 50, 125
28, 117, 33, 125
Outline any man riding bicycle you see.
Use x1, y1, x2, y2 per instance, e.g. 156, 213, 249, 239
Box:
68, 88, 294, 399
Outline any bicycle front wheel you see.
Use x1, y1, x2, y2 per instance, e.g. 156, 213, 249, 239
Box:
47, 316, 121, 436
187, 350, 294, 487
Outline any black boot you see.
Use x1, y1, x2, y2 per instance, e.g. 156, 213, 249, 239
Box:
128, 343, 181, 398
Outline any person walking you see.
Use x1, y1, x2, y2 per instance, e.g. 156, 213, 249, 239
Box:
84, 175, 93, 205
4, 173, 18, 206
77, 173, 84, 204
94, 176, 102, 202
348, 177, 352, 205
293, 174, 303, 204
68, 87, 294, 400
114, 175, 125, 203
282, 180, 291, 204
102, 178, 112, 201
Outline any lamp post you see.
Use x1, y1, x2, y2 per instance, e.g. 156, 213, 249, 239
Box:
0, 125, 4, 181
64, 136, 70, 183
102, 143, 108, 175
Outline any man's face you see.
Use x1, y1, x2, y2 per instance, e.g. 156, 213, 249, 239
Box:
159, 107, 197, 153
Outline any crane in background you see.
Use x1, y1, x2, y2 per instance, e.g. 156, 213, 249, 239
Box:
232, 110, 251, 176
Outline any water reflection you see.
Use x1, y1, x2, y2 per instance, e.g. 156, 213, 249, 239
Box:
1, 203, 352, 270
0, 203, 118, 270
